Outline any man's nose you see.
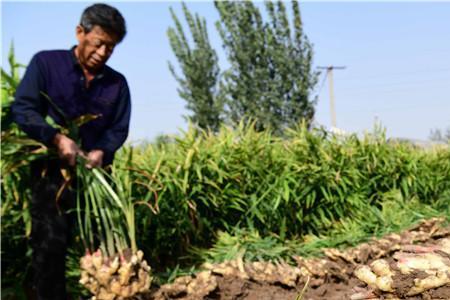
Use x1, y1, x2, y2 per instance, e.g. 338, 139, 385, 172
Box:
97, 45, 108, 58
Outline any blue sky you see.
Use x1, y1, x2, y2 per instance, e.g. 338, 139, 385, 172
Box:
2, 1, 449, 143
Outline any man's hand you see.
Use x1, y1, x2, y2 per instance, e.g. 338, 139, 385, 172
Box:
53, 133, 81, 166
86, 149, 104, 169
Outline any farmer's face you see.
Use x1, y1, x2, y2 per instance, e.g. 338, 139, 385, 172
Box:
75, 25, 118, 72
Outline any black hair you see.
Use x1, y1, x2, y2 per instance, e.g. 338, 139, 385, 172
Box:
80, 3, 126, 42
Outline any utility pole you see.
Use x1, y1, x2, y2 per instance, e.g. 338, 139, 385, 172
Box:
317, 66, 346, 127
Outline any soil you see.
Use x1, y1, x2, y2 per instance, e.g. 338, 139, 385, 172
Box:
143, 218, 450, 300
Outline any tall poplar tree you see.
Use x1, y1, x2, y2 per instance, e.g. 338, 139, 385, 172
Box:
167, 3, 223, 131
168, 1, 318, 133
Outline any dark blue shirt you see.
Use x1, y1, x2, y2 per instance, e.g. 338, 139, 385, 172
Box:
12, 47, 131, 165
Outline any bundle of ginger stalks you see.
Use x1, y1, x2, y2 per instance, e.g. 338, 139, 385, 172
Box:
77, 153, 152, 299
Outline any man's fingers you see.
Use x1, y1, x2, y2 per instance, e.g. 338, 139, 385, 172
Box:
58, 150, 79, 166
54, 134, 83, 166
85, 159, 100, 169
77, 150, 88, 159
85, 150, 104, 169
68, 154, 76, 166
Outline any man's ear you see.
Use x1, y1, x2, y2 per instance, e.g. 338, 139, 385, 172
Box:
76, 25, 84, 42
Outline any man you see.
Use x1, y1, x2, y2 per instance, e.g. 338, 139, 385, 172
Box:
11, 3, 131, 299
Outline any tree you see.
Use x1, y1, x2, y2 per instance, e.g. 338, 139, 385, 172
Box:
429, 127, 450, 143
167, 3, 223, 132
168, 1, 319, 134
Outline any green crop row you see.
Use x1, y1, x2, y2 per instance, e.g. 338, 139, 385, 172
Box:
125, 122, 449, 270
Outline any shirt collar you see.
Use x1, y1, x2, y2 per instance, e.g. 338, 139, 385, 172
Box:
70, 45, 106, 80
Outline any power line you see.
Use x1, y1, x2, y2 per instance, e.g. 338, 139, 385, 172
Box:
338, 67, 450, 82
317, 66, 346, 127
313, 71, 328, 98
345, 101, 449, 113
340, 77, 450, 91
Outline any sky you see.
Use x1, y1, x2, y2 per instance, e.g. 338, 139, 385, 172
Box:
2, 1, 450, 143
